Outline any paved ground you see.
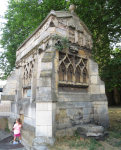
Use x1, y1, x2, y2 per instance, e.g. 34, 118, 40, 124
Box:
0, 130, 27, 150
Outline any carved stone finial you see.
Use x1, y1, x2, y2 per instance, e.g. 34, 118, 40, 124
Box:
69, 4, 76, 13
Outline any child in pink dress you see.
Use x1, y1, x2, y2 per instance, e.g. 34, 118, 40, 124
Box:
13, 118, 22, 144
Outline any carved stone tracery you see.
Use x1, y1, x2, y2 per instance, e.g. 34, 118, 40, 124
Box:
23, 59, 35, 86
58, 52, 88, 84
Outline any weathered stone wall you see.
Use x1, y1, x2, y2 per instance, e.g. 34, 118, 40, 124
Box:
21, 125, 35, 149
55, 93, 109, 132
1, 70, 18, 101
0, 118, 7, 129
10, 102, 36, 127
56, 93, 93, 129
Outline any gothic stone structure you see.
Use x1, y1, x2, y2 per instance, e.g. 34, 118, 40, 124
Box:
1, 9, 109, 149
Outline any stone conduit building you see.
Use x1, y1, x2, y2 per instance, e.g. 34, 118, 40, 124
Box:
1, 7, 109, 149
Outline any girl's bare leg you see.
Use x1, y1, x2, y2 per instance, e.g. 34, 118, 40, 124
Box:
14, 137, 16, 142
19, 136, 21, 141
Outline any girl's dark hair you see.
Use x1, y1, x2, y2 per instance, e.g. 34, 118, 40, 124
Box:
17, 118, 22, 124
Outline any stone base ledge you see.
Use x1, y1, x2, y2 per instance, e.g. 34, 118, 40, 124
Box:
1, 95, 15, 101
55, 124, 107, 138
55, 125, 81, 137
92, 101, 108, 105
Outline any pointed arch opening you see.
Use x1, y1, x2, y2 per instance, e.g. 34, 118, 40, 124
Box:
29, 69, 32, 78
64, 57, 70, 65
75, 66, 81, 83
79, 61, 84, 68
59, 62, 66, 81
67, 64, 74, 82
83, 67, 87, 83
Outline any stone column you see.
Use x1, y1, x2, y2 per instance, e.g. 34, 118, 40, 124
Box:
31, 54, 37, 103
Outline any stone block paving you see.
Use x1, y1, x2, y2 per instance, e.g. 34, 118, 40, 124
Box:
0, 130, 27, 150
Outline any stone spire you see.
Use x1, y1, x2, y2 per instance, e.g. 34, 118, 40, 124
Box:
69, 4, 76, 13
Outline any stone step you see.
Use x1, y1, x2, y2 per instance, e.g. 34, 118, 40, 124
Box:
0, 129, 12, 141
0, 131, 6, 138
0, 130, 7, 135
0, 132, 11, 141
0, 129, 4, 134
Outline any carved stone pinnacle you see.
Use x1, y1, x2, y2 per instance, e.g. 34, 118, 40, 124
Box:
69, 4, 76, 13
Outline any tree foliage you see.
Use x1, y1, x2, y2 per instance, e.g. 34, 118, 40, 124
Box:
0, 0, 68, 79
100, 47, 121, 91
0, 0, 121, 91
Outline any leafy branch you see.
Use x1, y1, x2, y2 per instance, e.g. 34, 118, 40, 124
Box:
51, 34, 69, 51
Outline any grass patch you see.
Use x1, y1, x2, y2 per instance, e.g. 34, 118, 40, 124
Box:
108, 108, 121, 132
89, 139, 102, 150
109, 131, 121, 139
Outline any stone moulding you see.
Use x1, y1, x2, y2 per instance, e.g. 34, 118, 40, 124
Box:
22, 85, 31, 89
58, 81, 88, 88
1, 95, 15, 101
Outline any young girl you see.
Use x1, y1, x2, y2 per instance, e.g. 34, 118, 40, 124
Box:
13, 118, 22, 144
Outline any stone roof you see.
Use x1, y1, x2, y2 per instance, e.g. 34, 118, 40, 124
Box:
17, 10, 92, 51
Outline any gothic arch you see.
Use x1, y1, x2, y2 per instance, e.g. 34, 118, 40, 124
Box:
19, 107, 24, 115
75, 66, 81, 82
67, 64, 74, 82
29, 69, 32, 78
83, 67, 87, 83
59, 62, 66, 81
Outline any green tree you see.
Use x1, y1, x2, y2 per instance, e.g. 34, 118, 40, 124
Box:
0, 0, 121, 82
100, 47, 121, 91
73, 0, 121, 68
0, 0, 68, 79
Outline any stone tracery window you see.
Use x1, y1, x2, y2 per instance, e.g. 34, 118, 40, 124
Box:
23, 60, 35, 86
58, 52, 88, 85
